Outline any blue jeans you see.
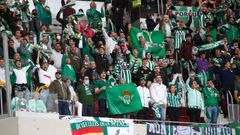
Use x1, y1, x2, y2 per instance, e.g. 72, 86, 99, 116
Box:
58, 101, 70, 115
82, 105, 94, 116
158, 105, 166, 121
207, 106, 218, 123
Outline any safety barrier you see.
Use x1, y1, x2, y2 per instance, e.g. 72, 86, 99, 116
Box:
227, 91, 240, 122
65, 116, 237, 135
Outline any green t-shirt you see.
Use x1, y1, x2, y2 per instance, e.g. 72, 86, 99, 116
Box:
34, 1, 52, 25
86, 8, 104, 27
76, 84, 94, 106
94, 79, 111, 100
203, 87, 220, 107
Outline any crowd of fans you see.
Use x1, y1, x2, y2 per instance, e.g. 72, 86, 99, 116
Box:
0, 0, 240, 124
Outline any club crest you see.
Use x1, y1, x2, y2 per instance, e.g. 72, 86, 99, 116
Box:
119, 90, 134, 105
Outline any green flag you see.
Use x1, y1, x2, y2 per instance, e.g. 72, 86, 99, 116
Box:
173, 6, 200, 29
107, 83, 143, 115
130, 26, 166, 58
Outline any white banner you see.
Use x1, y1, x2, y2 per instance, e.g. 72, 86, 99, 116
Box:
65, 116, 134, 135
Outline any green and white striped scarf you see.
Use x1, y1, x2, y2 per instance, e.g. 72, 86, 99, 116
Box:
129, 58, 141, 74
193, 41, 224, 54
113, 60, 123, 77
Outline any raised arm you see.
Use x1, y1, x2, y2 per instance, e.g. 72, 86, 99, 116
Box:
100, 6, 105, 18
186, 77, 191, 91
61, 0, 66, 6
56, 8, 66, 25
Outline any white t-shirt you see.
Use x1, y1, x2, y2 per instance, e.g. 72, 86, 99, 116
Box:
13, 65, 30, 84
37, 65, 53, 85
52, 49, 63, 70
47, 65, 57, 81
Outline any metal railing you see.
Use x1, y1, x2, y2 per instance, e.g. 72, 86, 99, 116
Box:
227, 91, 240, 122
0, 88, 3, 116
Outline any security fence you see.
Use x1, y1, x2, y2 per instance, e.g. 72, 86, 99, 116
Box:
227, 91, 240, 122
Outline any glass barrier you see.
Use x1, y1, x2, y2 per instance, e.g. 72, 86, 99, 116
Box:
228, 104, 240, 122
11, 91, 58, 114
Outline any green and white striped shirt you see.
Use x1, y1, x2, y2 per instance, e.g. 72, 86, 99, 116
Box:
147, 60, 155, 71
199, 12, 214, 29
167, 93, 181, 108
120, 69, 132, 84
173, 28, 188, 49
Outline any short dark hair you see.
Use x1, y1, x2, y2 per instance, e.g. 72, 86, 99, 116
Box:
155, 74, 161, 78
98, 70, 106, 75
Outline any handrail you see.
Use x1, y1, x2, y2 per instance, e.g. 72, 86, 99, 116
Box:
133, 118, 230, 126
0, 89, 3, 115
227, 90, 234, 121
59, 115, 231, 126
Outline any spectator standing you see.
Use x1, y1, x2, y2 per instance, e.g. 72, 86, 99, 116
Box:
128, 49, 142, 84
119, 61, 132, 84
68, 42, 82, 81
90, 46, 109, 73
186, 76, 204, 123
137, 78, 151, 119
203, 79, 220, 124
84, 61, 99, 83
94, 71, 111, 117
29, 9, 41, 42
50, 43, 63, 70
11, 60, 33, 99
86, 1, 104, 28
150, 75, 167, 121
62, 57, 76, 85
49, 71, 70, 115
167, 84, 181, 122
76, 76, 94, 116
146, 52, 155, 71
161, 15, 174, 52
33, 0, 52, 25
136, 58, 153, 86
217, 61, 235, 118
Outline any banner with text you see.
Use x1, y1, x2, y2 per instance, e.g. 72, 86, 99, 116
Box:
69, 117, 134, 135
173, 6, 200, 29
147, 122, 232, 135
